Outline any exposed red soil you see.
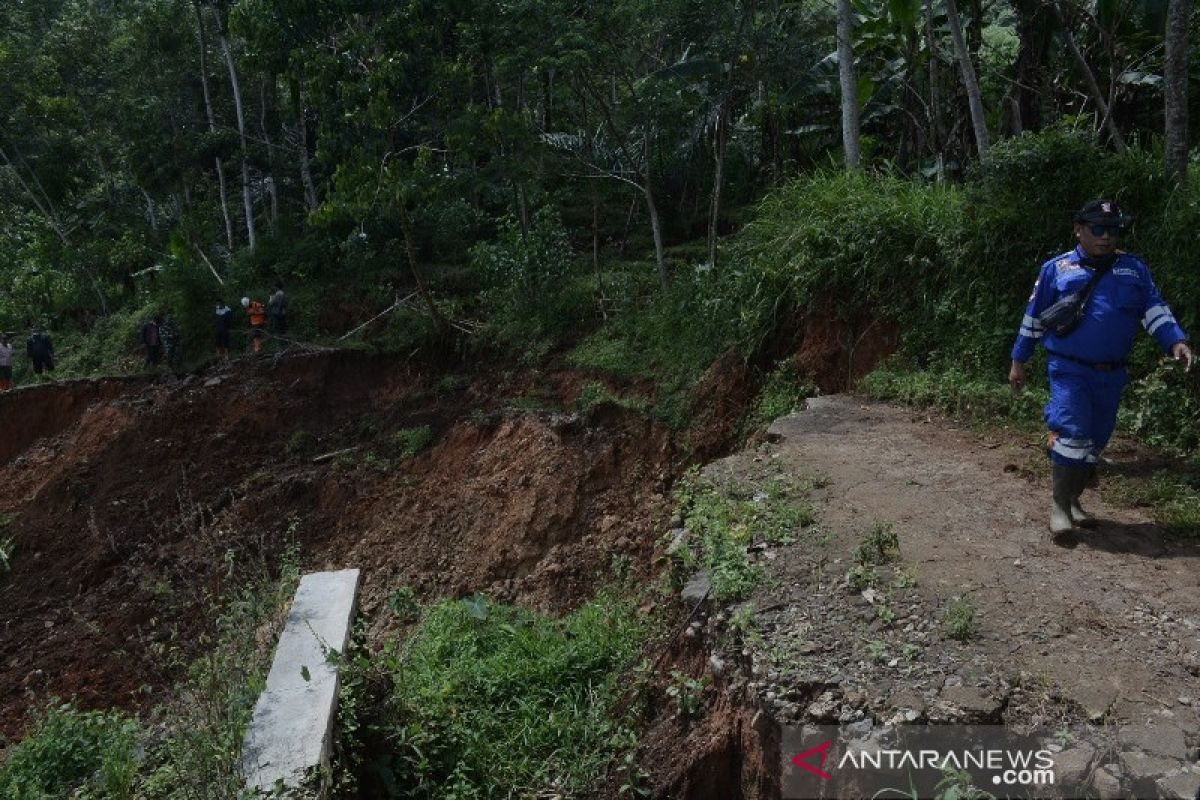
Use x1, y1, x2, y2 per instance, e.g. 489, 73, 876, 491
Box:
0, 349, 753, 745
792, 301, 900, 393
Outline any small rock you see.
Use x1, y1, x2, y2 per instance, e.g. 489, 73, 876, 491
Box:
1118, 724, 1187, 760
665, 528, 689, 556
707, 655, 726, 677
937, 686, 1002, 721
1118, 751, 1181, 779
1090, 767, 1122, 800
1051, 743, 1095, 788
681, 571, 711, 607
204, 376, 222, 387
1156, 771, 1200, 800
1073, 686, 1118, 723
806, 691, 840, 721
844, 717, 873, 738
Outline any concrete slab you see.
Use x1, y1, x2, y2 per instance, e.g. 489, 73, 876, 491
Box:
242, 569, 361, 795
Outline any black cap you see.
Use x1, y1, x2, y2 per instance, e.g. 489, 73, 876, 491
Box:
1074, 199, 1132, 226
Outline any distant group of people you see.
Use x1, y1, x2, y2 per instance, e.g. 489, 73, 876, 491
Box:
139, 314, 180, 368
0, 326, 56, 391
0, 282, 292, 393
215, 283, 288, 357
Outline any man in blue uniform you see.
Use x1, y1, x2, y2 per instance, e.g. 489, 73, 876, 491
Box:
1009, 199, 1192, 541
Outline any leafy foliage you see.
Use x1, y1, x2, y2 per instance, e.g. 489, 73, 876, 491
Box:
0, 702, 141, 799
357, 590, 652, 798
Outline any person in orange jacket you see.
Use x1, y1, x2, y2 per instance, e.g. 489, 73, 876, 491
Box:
242, 296, 267, 353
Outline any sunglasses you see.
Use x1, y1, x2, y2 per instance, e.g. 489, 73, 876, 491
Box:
1088, 224, 1123, 237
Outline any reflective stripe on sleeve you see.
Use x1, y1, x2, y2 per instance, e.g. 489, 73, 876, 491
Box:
1148, 314, 1178, 337
1143, 305, 1170, 329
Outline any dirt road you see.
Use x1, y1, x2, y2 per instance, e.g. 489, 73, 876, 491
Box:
760, 394, 1199, 727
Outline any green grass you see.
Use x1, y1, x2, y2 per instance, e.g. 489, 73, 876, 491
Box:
575, 381, 649, 414
749, 360, 818, 429
1102, 467, 1200, 538
389, 425, 435, 459
0, 701, 142, 799
859, 363, 1047, 428
944, 596, 977, 642
358, 589, 654, 798
137, 546, 302, 798
672, 468, 820, 601
854, 522, 901, 566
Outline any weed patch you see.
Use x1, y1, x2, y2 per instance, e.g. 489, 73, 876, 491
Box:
0, 701, 142, 798
673, 468, 820, 601
353, 589, 654, 798
944, 596, 977, 642
389, 425, 434, 459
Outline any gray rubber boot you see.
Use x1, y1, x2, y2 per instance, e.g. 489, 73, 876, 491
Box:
1050, 463, 1076, 538
1070, 465, 1098, 528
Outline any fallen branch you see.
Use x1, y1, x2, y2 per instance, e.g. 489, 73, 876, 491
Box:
312, 446, 359, 464
337, 293, 416, 341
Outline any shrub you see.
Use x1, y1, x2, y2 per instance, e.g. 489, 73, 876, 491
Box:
361, 590, 651, 798
0, 701, 142, 799
389, 425, 434, 459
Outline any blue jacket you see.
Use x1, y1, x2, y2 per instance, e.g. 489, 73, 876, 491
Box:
1012, 247, 1186, 365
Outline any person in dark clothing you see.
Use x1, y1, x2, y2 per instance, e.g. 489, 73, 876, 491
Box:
142, 315, 163, 367
215, 300, 233, 357
0, 334, 13, 391
160, 315, 181, 369
26, 326, 54, 375
267, 283, 288, 338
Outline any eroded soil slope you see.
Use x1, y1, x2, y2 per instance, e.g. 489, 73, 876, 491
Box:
0, 351, 745, 742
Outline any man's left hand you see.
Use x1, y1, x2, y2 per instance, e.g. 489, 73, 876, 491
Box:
1172, 341, 1194, 371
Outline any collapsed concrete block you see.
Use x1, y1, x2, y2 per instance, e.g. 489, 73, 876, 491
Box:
242, 568, 361, 796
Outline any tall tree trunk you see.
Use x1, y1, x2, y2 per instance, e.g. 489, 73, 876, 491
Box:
193, 0, 234, 252
925, 0, 946, 179
837, 0, 862, 168
259, 77, 279, 226
645, 183, 667, 289
640, 131, 667, 288
398, 210, 449, 336
707, 103, 728, 269
1012, 0, 1050, 133
215, 11, 256, 250
1053, 2, 1127, 154
1165, 0, 1190, 182
945, 0, 990, 160
290, 80, 318, 212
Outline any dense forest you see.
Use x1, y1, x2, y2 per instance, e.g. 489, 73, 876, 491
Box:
3, 0, 1198, 372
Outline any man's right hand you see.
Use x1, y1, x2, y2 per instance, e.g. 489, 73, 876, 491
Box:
1009, 360, 1027, 393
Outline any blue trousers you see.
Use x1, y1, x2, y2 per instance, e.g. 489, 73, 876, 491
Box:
1045, 358, 1127, 466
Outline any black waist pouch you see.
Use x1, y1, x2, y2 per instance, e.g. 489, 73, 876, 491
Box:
1039, 293, 1086, 336
1036, 259, 1113, 338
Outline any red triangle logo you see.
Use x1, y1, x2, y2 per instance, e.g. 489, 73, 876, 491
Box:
791, 740, 833, 780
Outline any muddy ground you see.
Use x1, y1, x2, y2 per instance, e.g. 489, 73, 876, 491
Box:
0, 349, 754, 747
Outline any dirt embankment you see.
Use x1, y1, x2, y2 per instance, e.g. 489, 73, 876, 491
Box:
0, 349, 758, 745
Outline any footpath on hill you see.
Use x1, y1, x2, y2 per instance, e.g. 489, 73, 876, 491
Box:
678, 394, 1200, 798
